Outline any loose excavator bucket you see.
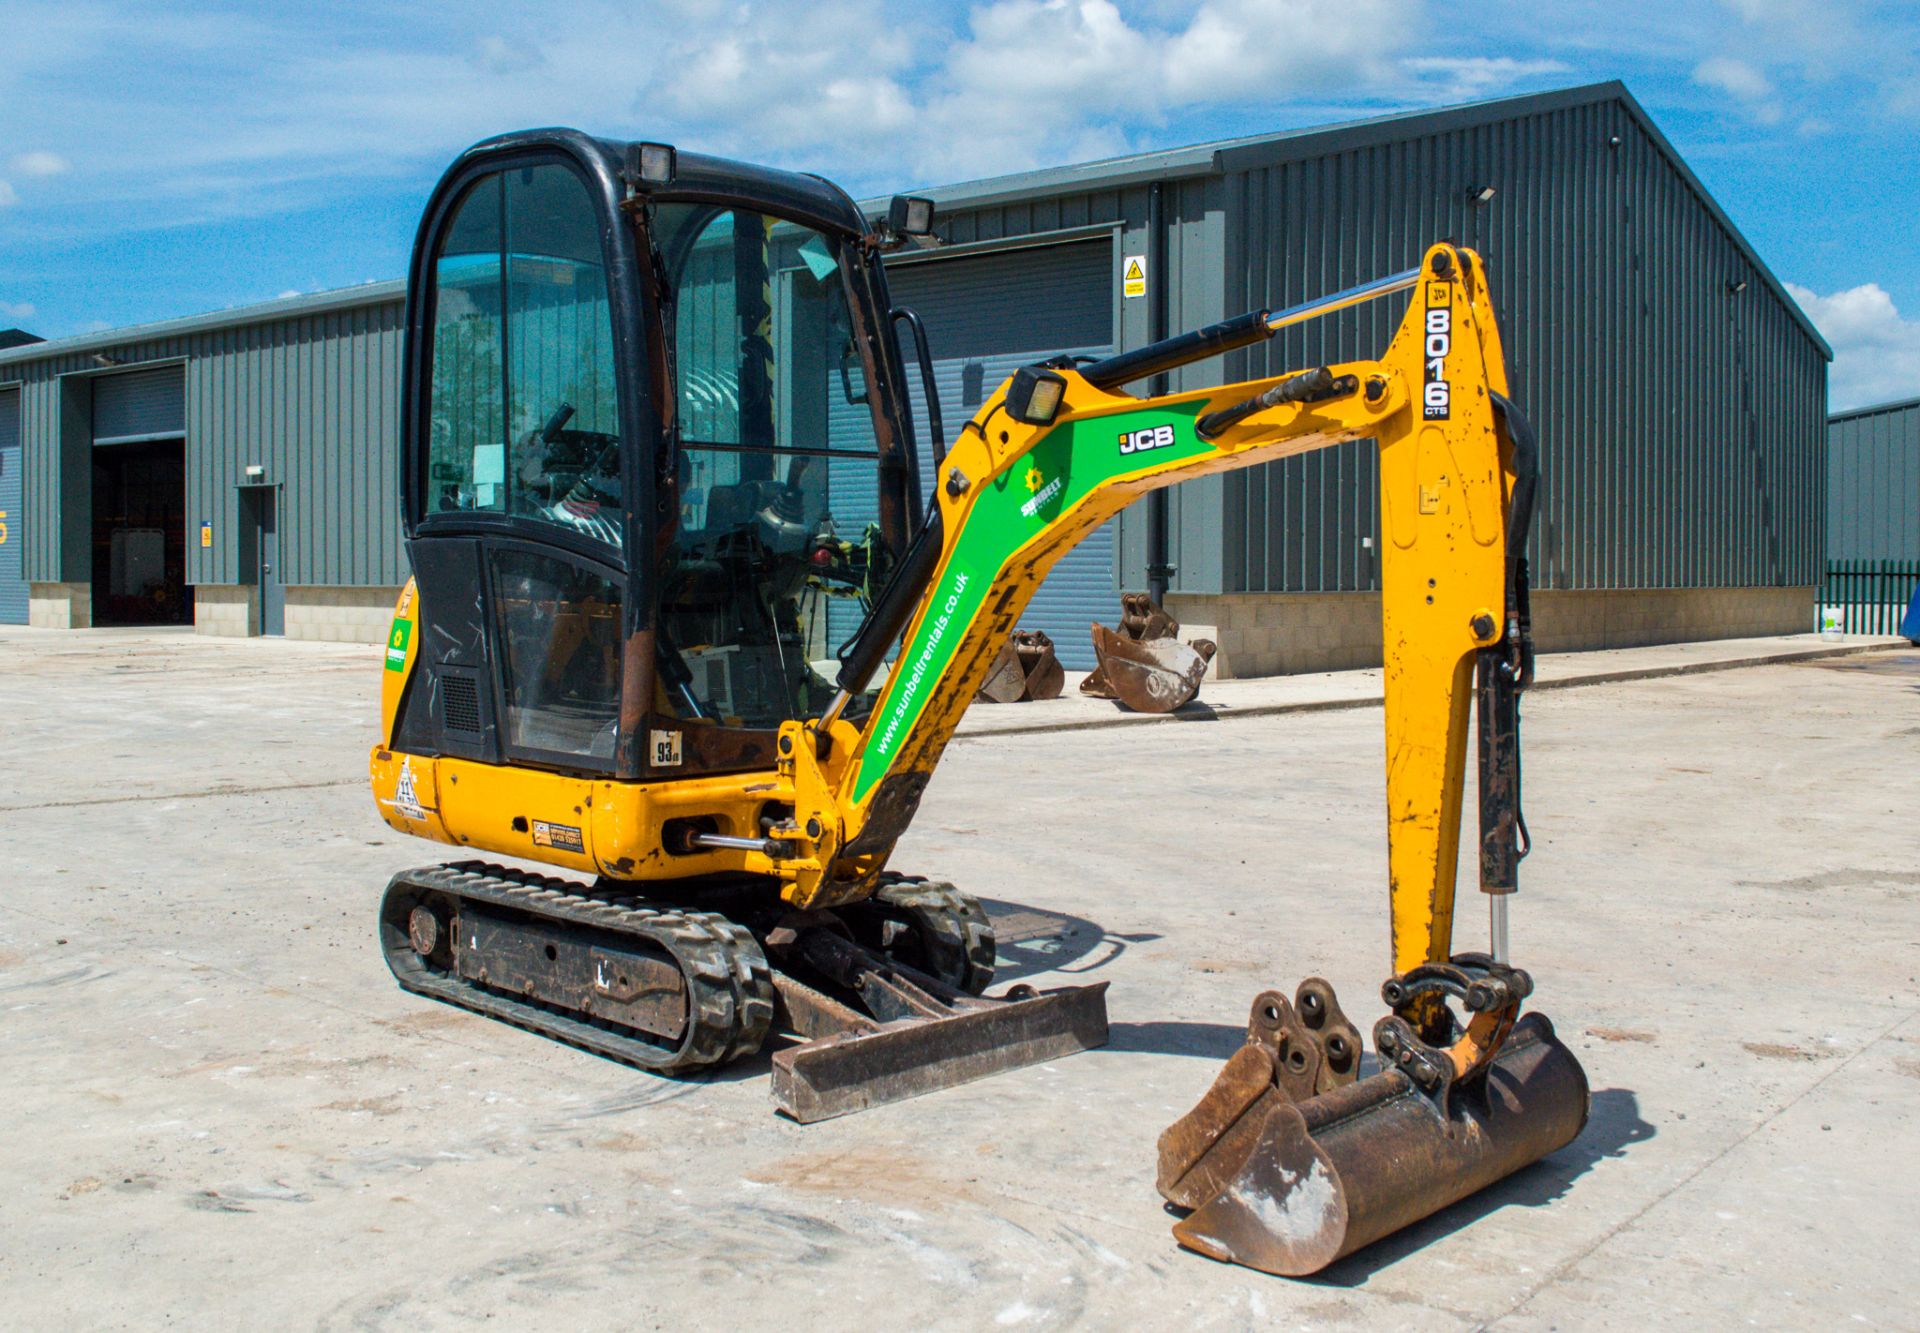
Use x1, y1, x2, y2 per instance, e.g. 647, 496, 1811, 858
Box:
1085, 623, 1215, 713
1080, 593, 1216, 713
976, 629, 1067, 703
1157, 970, 1589, 1276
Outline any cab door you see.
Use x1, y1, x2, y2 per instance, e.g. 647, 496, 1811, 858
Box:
398, 151, 642, 777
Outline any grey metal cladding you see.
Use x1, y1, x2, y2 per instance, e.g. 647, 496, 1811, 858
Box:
887, 240, 1111, 358
92, 365, 186, 443
187, 298, 408, 587
1828, 397, 1920, 561
10, 289, 406, 588
1220, 95, 1827, 594
885, 239, 1117, 666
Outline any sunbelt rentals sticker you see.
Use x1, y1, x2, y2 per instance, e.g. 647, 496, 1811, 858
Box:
385, 617, 412, 671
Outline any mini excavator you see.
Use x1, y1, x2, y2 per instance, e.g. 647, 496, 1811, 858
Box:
370, 129, 1588, 1277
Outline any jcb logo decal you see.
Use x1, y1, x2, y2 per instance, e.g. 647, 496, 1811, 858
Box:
1423, 282, 1452, 421
1118, 423, 1177, 456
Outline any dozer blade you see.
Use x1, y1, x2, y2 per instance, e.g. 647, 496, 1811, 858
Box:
764, 922, 1107, 1122
1159, 1011, 1588, 1276
1090, 623, 1212, 713
771, 981, 1110, 1122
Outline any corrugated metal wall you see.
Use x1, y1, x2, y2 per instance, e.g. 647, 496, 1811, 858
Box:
1218, 96, 1827, 593
902, 176, 1231, 596
92, 365, 186, 443
886, 240, 1116, 666
11, 295, 406, 588
186, 299, 406, 586
1828, 398, 1920, 560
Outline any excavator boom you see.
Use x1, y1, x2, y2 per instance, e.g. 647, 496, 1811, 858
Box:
756, 241, 1588, 1273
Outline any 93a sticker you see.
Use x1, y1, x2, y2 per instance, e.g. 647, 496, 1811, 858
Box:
649, 729, 683, 767
1423, 282, 1452, 420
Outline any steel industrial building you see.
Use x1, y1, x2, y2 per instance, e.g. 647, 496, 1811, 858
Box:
1827, 396, 1920, 562
0, 81, 1831, 672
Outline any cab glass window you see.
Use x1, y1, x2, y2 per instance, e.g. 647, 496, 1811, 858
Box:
648, 203, 890, 739
426, 163, 623, 546
490, 548, 622, 765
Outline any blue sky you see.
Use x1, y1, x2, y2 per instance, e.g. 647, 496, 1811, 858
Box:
1, 0, 1916, 408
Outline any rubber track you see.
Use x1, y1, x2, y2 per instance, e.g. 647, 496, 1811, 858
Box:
381, 861, 774, 1072
875, 874, 997, 996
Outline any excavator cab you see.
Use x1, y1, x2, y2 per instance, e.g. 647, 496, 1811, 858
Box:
395, 131, 921, 787
376, 129, 1109, 1122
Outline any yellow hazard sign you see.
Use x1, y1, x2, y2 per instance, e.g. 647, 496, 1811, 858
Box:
1123, 254, 1147, 299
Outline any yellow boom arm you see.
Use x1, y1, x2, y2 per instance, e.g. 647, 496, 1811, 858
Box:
771, 243, 1528, 980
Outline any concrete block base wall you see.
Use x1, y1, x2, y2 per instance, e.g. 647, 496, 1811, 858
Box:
1168, 585, 1816, 678
28, 582, 91, 628
193, 585, 256, 636
284, 586, 403, 643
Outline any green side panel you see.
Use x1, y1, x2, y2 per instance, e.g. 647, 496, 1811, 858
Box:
852, 400, 1209, 802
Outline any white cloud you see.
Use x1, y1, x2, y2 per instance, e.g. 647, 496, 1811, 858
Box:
1400, 56, 1570, 100
1787, 282, 1920, 411
0, 180, 16, 206
471, 35, 542, 76
915, 0, 1420, 178
0, 299, 37, 320
9, 150, 69, 176
1693, 55, 1783, 122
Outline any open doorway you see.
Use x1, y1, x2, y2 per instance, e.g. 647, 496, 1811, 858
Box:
91, 439, 189, 626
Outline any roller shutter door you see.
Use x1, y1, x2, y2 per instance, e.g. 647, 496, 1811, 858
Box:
0, 388, 22, 623
886, 239, 1114, 668
92, 365, 185, 444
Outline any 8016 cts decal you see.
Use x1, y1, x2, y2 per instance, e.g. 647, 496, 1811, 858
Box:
1423, 281, 1452, 420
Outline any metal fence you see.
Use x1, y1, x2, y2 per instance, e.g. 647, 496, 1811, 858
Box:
1818, 560, 1920, 636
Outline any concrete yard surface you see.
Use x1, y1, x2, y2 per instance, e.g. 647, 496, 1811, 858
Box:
2, 629, 1917, 1329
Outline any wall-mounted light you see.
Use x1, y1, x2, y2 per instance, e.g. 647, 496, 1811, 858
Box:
1727, 279, 1749, 295
1608, 135, 1622, 147
90, 353, 118, 367
1468, 185, 1497, 205
244, 464, 266, 481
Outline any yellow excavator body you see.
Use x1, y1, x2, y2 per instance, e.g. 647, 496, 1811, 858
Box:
370, 127, 1588, 1277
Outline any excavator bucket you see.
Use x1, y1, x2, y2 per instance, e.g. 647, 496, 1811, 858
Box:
1086, 623, 1214, 713
977, 630, 1066, 703
1157, 976, 1589, 1276
1080, 593, 1216, 713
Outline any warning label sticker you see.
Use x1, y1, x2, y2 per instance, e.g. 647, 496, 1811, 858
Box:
1122, 254, 1148, 299
532, 820, 585, 853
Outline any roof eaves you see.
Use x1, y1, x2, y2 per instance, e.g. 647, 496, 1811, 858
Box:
1830, 394, 1920, 423
0, 279, 407, 370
